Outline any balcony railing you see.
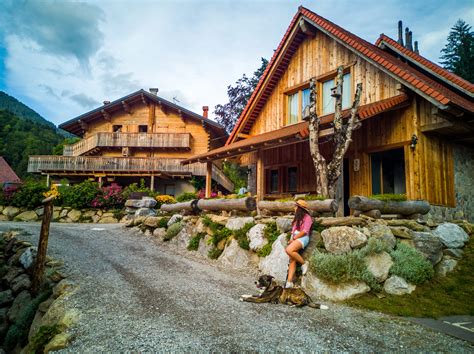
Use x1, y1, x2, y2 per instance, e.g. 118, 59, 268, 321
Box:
63, 132, 191, 156
27, 155, 234, 192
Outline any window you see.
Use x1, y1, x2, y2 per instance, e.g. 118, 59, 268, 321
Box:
321, 72, 351, 115
286, 88, 311, 125
288, 93, 298, 125
112, 125, 122, 133
138, 125, 148, 133
266, 169, 279, 193
371, 148, 406, 194
165, 184, 175, 196
302, 88, 310, 115
287, 166, 297, 192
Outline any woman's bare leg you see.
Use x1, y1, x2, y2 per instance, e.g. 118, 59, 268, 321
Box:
286, 241, 305, 265
287, 259, 297, 283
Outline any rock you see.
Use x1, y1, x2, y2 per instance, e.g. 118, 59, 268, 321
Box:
198, 235, 213, 258
0, 307, 8, 339
412, 232, 443, 265
98, 216, 118, 223
167, 214, 183, 227
14, 210, 38, 222
153, 228, 167, 239
321, 226, 367, 254
390, 226, 413, 239
386, 219, 427, 232
433, 223, 469, 249
275, 217, 293, 233
443, 248, 464, 259
35, 207, 44, 217
52, 210, 61, 220
225, 217, 254, 231
19, 246, 36, 269
7, 290, 31, 322
48, 270, 67, 282
101, 212, 114, 218
53, 279, 74, 298
11, 274, 32, 294
436, 258, 458, 277
39, 298, 55, 313
2, 266, 24, 283
134, 208, 157, 218
368, 224, 396, 249
248, 224, 267, 251
44, 333, 72, 353
384, 276, 416, 295
219, 239, 252, 270
169, 227, 192, 249
125, 197, 157, 208
217, 238, 227, 251
2, 206, 20, 217
83, 210, 97, 218
0, 215, 9, 221
60, 209, 69, 218
195, 218, 207, 233
67, 209, 82, 222
0, 290, 14, 306
208, 214, 228, 225
28, 311, 44, 342
144, 216, 161, 228
258, 234, 289, 282
365, 252, 393, 282
303, 272, 370, 301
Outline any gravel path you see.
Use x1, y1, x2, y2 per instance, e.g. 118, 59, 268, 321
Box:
1, 222, 472, 352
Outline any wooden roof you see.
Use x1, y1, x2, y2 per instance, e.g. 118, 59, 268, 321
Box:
59, 89, 227, 139
0, 157, 21, 184
182, 94, 410, 164
227, 6, 474, 145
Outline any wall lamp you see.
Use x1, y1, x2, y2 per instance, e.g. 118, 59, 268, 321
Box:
410, 134, 418, 149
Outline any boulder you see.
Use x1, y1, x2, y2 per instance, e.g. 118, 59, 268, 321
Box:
386, 219, 427, 232
53, 279, 75, 298
412, 232, 443, 265
208, 214, 228, 225
52, 210, 61, 221
14, 210, 39, 222
98, 216, 118, 223
276, 217, 293, 233
167, 214, 183, 227
102, 212, 114, 218
365, 252, 393, 282
368, 224, 396, 249
383, 276, 416, 295
0, 308, 8, 339
92, 214, 101, 223
35, 207, 44, 217
83, 210, 97, 218
7, 290, 32, 322
303, 272, 370, 301
248, 224, 267, 251
125, 197, 157, 208
195, 218, 207, 233
2, 267, 24, 284
144, 216, 161, 228
0, 290, 14, 306
198, 235, 213, 258
219, 239, 252, 270
258, 234, 289, 282
436, 258, 458, 277
19, 246, 36, 269
225, 217, 254, 231
67, 209, 82, 222
60, 209, 69, 218
169, 227, 192, 249
390, 226, 413, 239
433, 223, 469, 249
44, 333, 72, 352
0, 215, 9, 221
11, 274, 32, 294
443, 248, 464, 259
153, 228, 167, 239
134, 208, 157, 218
321, 226, 367, 254
2, 206, 20, 218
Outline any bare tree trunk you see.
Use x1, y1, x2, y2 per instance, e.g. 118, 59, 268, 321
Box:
308, 78, 329, 197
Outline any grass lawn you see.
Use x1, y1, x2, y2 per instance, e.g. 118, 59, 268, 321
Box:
346, 237, 474, 318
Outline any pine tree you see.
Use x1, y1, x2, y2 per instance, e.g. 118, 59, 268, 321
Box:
214, 58, 268, 133
440, 19, 474, 83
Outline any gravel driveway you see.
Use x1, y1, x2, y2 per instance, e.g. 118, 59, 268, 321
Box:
0, 222, 471, 352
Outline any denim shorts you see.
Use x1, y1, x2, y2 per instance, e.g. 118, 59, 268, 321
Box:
295, 236, 310, 249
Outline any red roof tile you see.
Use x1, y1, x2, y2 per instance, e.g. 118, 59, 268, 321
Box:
0, 157, 21, 184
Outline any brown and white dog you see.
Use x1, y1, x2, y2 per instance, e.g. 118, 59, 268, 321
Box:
240, 275, 328, 309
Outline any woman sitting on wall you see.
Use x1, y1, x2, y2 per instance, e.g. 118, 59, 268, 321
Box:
285, 199, 312, 288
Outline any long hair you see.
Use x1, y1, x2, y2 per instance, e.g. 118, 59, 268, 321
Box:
292, 206, 309, 230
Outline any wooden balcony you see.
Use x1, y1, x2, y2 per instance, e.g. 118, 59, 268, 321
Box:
63, 132, 191, 156
27, 155, 234, 192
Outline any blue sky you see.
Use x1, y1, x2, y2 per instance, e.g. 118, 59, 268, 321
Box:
0, 0, 472, 126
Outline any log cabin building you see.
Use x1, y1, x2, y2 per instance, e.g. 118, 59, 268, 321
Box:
28, 89, 234, 195
183, 6, 474, 220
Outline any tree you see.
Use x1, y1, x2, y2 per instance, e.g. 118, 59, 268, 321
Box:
440, 19, 474, 83
307, 66, 362, 198
214, 58, 268, 133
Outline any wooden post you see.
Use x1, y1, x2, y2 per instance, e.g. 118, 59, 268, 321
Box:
98, 176, 103, 187
46, 174, 50, 187
256, 149, 264, 201
31, 196, 54, 296
150, 175, 155, 192
205, 161, 212, 198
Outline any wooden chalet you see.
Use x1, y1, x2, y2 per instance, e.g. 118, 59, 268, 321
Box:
0, 157, 21, 185
28, 89, 234, 195
183, 6, 474, 216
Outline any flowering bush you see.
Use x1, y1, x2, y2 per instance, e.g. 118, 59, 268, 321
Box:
91, 183, 124, 209
155, 195, 176, 208
43, 184, 60, 199
196, 189, 217, 199
0, 184, 19, 205
11, 181, 49, 209
58, 180, 100, 209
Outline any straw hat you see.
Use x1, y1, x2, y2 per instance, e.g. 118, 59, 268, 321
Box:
295, 199, 310, 213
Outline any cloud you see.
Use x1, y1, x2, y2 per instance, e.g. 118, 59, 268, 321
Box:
1, 0, 105, 69
68, 93, 100, 109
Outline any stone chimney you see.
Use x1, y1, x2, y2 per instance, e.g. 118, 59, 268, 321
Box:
103, 100, 110, 105
414, 41, 419, 54
397, 20, 404, 46
202, 106, 209, 118
149, 88, 159, 95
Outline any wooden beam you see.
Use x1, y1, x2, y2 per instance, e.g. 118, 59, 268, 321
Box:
299, 18, 316, 36
122, 100, 132, 114
101, 109, 111, 122
205, 162, 212, 198
79, 119, 88, 131
237, 133, 252, 139
141, 93, 147, 105
256, 149, 264, 201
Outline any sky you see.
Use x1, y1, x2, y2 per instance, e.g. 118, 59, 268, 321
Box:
0, 0, 472, 126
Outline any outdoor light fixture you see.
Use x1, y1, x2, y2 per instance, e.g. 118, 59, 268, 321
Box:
410, 134, 418, 149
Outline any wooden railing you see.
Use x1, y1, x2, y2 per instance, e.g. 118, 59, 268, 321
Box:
27, 156, 234, 192
63, 132, 191, 156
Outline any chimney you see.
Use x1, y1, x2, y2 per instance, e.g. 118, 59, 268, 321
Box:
103, 100, 110, 105
202, 106, 209, 118
414, 41, 419, 54
405, 27, 410, 49
149, 88, 159, 95
407, 30, 413, 51
397, 20, 404, 46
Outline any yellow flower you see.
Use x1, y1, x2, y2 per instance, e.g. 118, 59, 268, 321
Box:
43, 184, 60, 199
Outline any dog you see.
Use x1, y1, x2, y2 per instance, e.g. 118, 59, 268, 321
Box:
240, 275, 328, 309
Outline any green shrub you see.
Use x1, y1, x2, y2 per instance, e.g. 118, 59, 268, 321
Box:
188, 232, 205, 251
211, 227, 232, 246
122, 179, 154, 199
10, 180, 49, 209
208, 247, 223, 259
164, 222, 182, 241
57, 180, 100, 209
257, 222, 280, 257
360, 238, 392, 257
176, 192, 197, 202
232, 222, 254, 250
303, 194, 326, 201
389, 243, 434, 284
158, 217, 170, 229
30, 324, 61, 353
369, 194, 407, 202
